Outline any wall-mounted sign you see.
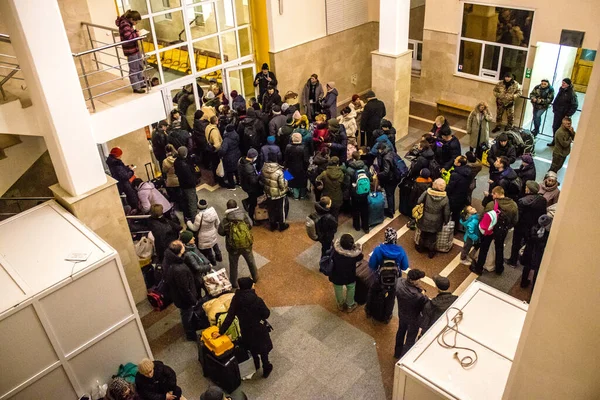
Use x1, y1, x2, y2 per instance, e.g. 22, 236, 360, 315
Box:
525, 68, 532, 79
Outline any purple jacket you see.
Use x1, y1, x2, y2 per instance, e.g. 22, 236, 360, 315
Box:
116, 16, 140, 56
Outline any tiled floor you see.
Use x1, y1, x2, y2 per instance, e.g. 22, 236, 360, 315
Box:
137, 102, 546, 399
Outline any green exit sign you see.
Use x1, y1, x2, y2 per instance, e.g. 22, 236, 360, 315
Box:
525, 68, 532, 79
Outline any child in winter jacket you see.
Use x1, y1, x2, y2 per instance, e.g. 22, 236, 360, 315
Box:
459, 205, 480, 265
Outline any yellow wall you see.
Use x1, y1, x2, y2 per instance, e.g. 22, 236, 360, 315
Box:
250, 0, 270, 69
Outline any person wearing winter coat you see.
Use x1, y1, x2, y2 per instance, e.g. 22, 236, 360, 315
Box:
312, 117, 330, 153
529, 79, 555, 136
516, 154, 536, 195
409, 140, 435, 180
416, 179, 451, 258
238, 108, 266, 157
186, 199, 222, 266
237, 149, 262, 222
162, 144, 181, 203
133, 178, 172, 215
435, 130, 462, 171
419, 276, 458, 334
261, 85, 282, 115
492, 72, 522, 132
230, 90, 246, 113
369, 227, 410, 273
395, 269, 428, 358
106, 147, 138, 209
315, 196, 338, 258
148, 204, 182, 263
486, 156, 521, 203
550, 116, 575, 173
465, 151, 482, 202
446, 156, 472, 228
174, 146, 198, 220
105, 377, 139, 400
293, 119, 313, 158
321, 82, 339, 120
506, 181, 547, 267
459, 205, 480, 265
316, 157, 345, 218
180, 230, 212, 295
218, 125, 242, 189
430, 116, 452, 138
325, 118, 348, 163
259, 136, 282, 171
487, 133, 517, 174
370, 127, 395, 156
466, 102, 493, 152
136, 359, 183, 400
550, 78, 578, 145
218, 277, 273, 378
329, 234, 364, 312
338, 107, 357, 141
268, 105, 287, 137
376, 143, 400, 218
218, 200, 258, 285
349, 94, 365, 118
539, 171, 560, 207
277, 116, 295, 156
360, 91, 386, 148
254, 63, 277, 105
301, 74, 324, 121
409, 168, 433, 216
470, 186, 519, 276
345, 152, 372, 233
115, 11, 145, 93
151, 121, 170, 168
285, 133, 309, 199
164, 241, 199, 341
260, 153, 289, 231
520, 215, 552, 291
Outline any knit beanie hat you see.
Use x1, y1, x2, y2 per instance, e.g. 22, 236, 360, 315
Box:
497, 133, 508, 142
109, 147, 123, 157
326, 81, 336, 89
272, 105, 281, 114
420, 168, 431, 179
521, 154, 533, 164
291, 132, 302, 144
384, 227, 397, 244
107, 378, 131, 400
261, 63, 269, 70
177, 146, 188, 158
225, 124, 235, 133
201, 386, 225, 400
180, 230, 194, 244
545, 171, 558, 181
526, 180, 540, 194
247, 148, 259, 159
238, 277, 254, 290
293, 110, 301, 121
408, 269, 425, 281
267, 135, 276, 144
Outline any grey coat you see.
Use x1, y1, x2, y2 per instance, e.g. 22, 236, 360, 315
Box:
466, 108, 493, 149
417, 188, 451, 233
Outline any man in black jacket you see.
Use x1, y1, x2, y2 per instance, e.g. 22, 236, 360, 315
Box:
486, 156, 521, 203
315, 196, 338, 258
345, 152, 372, 233
409, 140, 435, 180
360, 91, 386, 147
164, 241, 199, 341
238, 108, 266, 156
136, 358, 183, 400
254, 63, 277, 105
506, 181, 547, 267
446, 156, 472, 228
174, 146, 198, 221
376, 142, 399, 218
487, 133, 516, 174
238, 149, 262, 222
395, 269, 428, 358
550, 78, 578, 146
419, 276, 458, 334
436, 130, 462, 171
151, 121, 170, 168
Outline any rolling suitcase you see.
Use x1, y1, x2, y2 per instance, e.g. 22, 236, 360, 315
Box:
198, 326, 241, 393
398, 178, 414, 216
365, 283, 395, 323
368, 191, 385, 227
355, 260, 376, 305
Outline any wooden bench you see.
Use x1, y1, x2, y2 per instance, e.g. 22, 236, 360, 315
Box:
437, 99, 472, 118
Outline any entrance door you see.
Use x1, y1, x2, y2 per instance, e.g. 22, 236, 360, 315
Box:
571, 49, 596, 93
224, 64, 256, 102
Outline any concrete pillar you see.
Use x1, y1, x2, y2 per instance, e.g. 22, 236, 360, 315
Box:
503, 39, 600, 400
0, 0, 106, 197
372, 0, 412, 138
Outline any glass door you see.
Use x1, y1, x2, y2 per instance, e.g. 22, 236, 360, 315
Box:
224, 64, 257, 103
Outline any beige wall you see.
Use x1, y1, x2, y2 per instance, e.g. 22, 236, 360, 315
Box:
266, 0, 327, 52
107, 128, 154, 179
269, 22, 379, 105
503, 38, 600, 400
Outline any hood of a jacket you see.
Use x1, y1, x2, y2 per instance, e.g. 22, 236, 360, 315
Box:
333, 239, 362, 258
138, 181, 156, 191
519, 193, 544, 207
426, 188, 447, 199
315, 202, 331, 215
377, 243, 406, 260
225, 207, 247, 222
294, 128, 311, 139
327, 88, 339, 97
540, 180, 559, 192
464, 213, 478, 224
199, 207, 218, 223
115, 15, 129, 28
501, 167, 518, 180
224, 130, 240, 144
326, 165, 344, 180
163, 248, 184, 267
262, 162, 282, 176
347, 159, 366, 171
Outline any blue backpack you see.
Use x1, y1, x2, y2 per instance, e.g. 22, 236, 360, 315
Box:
392, 153, 409, 180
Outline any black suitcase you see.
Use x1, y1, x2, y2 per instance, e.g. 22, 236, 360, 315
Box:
398, 177, 414, 217
354, 279, 368, 305
365, 284, 395, 323
198, 342, 241, 393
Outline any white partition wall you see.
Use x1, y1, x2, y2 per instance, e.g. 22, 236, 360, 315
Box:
0, 202, 152, 399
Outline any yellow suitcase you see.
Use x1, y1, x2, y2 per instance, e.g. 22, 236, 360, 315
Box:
201, 326, 233, 357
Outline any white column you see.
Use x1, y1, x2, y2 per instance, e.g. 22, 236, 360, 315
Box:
379, 0, 410, 55
503, 39, 600, 399
0, 0, 106, 196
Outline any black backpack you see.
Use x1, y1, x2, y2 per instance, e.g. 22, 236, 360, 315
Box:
428, 159, 442, 180
379, 259, 399, 291
243, 121, 261, 150
168, 129, 189, 150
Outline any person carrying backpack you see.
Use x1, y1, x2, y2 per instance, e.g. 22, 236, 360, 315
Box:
218, 199, 258, 287
312, 197, 338, 258
345, 151, 372, 233
369, 228, 409, 273
470, 186, 519, 276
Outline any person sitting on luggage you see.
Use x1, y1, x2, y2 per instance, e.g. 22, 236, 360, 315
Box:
407, 168, 433, 229
105, 377, 139, 400
419, 275, 458, 334
329, 234, 364, 313
314, 196, 338, 258
216, 277, 274, 378
459, 205, 480, 265
416, 178, 451, 259
136, 358, 185, 400
395, 269, 428, 358
180, 230, 212, 297
200, 386, 248, 400
369, 227, 409, 273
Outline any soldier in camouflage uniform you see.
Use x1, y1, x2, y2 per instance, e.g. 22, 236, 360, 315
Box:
529, 79, 555, 136
492, 72, 522, 133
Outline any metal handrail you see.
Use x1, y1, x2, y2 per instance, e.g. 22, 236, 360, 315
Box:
72, 36, 147, 58
0, 35, 24, 100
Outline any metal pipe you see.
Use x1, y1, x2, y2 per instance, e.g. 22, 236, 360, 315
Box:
113, 33, 124, 78
86, 24, 100, 71
78, 57, 95, 112
80, 21, 119, 33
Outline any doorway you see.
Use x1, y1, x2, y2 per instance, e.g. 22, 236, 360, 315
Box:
523, 43, 593, 140
224, 64, 257, 102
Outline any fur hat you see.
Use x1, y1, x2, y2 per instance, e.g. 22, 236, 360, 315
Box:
197, 199, 208, 210
180, 230, 194, 244
177, 146, 188, 158
384, 227, 397, 244
247, 148, 258, 159
408, 269, 425, 281
521, 154, 533, 164
526, 180, 540, 194
267, 136, 276, 144
291, 132, 302, 144
434, 275, 450, 291
420, 168, 431, 179
109, 147, 123, 157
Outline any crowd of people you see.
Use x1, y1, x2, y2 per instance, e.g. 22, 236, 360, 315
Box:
106, 49, 572, 396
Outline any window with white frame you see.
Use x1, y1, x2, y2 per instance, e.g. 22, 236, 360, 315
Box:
457, 3, 534, 83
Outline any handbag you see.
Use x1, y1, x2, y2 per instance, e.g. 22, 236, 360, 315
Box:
216, 159, 225, 178
319, 246, 334, 276
202, 268, 232, 297
412, 203, 424, 221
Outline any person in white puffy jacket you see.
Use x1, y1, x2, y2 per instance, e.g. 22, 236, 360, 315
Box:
186, 199, 222, 265
337, 106, 357, 141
